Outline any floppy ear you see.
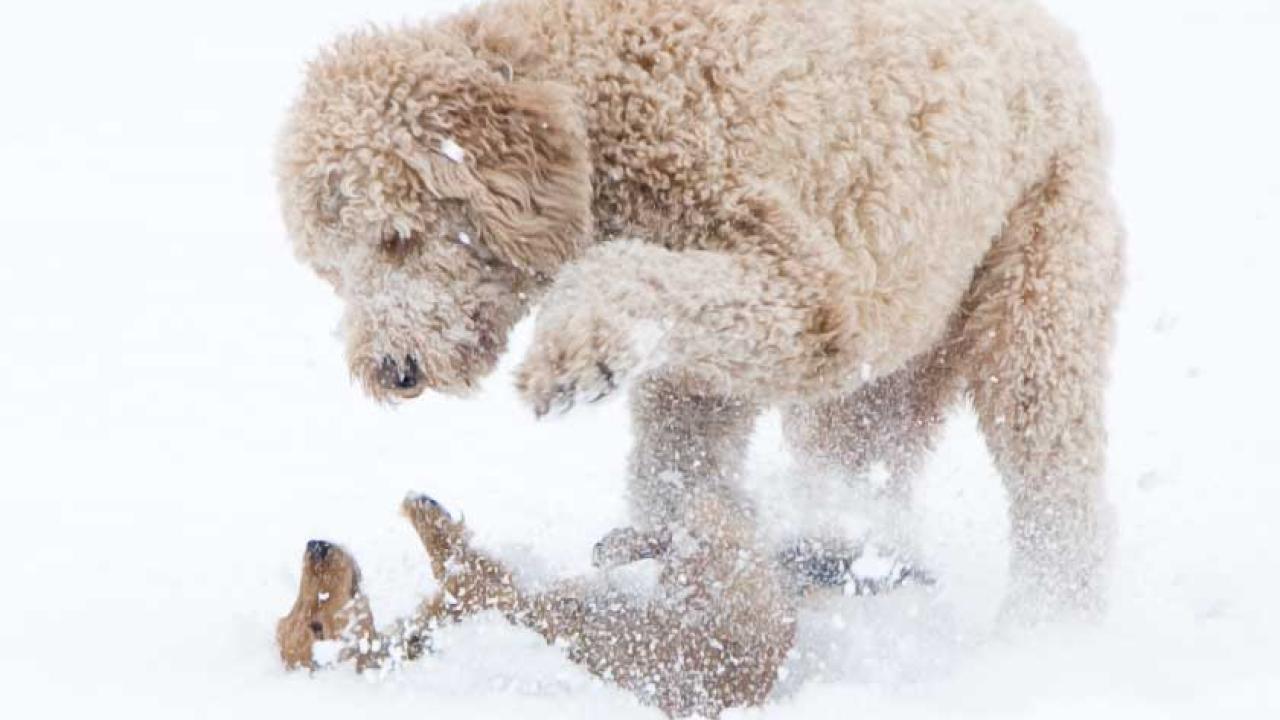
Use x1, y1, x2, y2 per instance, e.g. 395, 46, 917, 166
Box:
405, 79, 593, 275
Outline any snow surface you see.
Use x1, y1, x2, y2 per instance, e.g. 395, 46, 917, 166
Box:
1, 1, 1278, 717
440, 137, 467, 164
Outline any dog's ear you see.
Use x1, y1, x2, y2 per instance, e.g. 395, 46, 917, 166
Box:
403, 79, 593, 275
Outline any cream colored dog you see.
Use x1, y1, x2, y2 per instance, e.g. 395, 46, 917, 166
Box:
277, 0, 1124, 619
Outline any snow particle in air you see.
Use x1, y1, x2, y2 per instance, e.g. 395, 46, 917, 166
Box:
440, 137, 466, 164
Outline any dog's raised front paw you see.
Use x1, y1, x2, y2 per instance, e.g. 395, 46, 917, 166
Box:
515, 312, 650, 417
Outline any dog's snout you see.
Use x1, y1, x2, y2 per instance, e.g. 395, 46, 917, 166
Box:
306, 539, 333, 560
378, 355, 421, 391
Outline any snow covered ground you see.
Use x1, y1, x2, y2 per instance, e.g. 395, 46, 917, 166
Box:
1, 1, 1277, 716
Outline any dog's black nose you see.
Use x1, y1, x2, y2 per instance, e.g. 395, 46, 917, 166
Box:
379, 355, 420, 390
306, 539, 333, 560
399, 356, 420, 389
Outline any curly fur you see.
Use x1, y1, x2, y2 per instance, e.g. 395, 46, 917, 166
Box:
278, 0, 1124, 618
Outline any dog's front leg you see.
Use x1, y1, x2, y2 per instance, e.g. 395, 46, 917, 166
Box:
619, 374, 759, 535
513, 236, 854, 414
514, 188, 857, 536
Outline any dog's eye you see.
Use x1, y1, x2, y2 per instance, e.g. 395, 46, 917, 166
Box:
380, 228, 419, 258
454, 231, 501, 267
318, 171, 345, 224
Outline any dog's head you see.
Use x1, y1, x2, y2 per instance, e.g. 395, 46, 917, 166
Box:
276, 540, 372, 669
277, 29, 592, 400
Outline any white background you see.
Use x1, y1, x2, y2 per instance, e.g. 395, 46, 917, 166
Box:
1, 1, 1277, 717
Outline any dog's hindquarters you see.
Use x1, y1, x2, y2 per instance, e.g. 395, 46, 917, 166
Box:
957, 147, 1124, 620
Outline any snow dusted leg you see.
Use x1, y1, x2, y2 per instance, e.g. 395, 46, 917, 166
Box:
401, 494, 522, 620
960, 151, 1124, 622
590, 376, 756, 567
512, 187, 854, 546
623, 375, 759, 534
781, 352, 960, 557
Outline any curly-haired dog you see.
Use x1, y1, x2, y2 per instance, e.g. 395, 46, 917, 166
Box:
277, 0, 1124, 619
278, 491, 794, 717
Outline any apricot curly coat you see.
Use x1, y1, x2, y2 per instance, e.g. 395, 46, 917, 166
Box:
278, 0, 1124, 618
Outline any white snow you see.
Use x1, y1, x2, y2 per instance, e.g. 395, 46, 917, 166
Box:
440, 137, 466, 164
865, 461, 892, 491
0, 1, 1278, 718
848, 545, 898, 581
312, 640, 344, 667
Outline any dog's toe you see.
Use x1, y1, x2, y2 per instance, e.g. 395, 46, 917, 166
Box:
402, 492, 451, 520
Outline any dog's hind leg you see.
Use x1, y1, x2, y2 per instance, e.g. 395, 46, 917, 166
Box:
958, 150, 1124, 621
401, 493, 523, 621
401, 492, 623, 661
782, 352, 957, 493
781, 351, 959, 561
